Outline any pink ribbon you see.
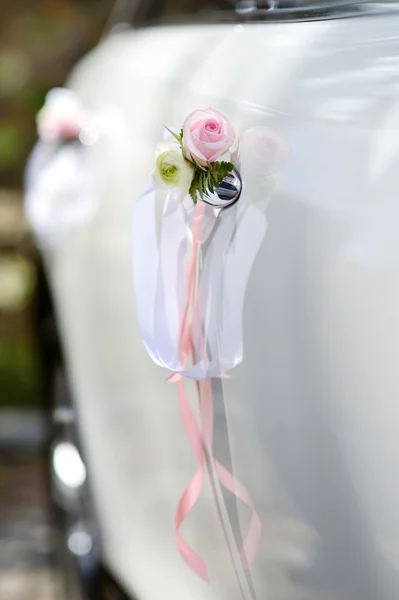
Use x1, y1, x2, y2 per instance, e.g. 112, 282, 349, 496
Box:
171, 202, 262, 582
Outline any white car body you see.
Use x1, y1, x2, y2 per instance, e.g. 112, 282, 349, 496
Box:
30, 5, 399, 599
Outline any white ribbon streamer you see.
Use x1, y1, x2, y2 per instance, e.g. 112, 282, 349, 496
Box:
131, 186, 267, 380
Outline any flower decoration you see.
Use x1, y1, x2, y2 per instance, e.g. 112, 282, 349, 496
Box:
25, 88, 102, 247
132, 117, 290, 583
239, 126, 290, 211
153, 140, 194, 190
240, 126, 290, 178
154, 107, 238, 204
36, 88, 87, 144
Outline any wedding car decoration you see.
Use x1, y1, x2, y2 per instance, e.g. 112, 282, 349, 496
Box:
154, 107, 241, 208
24, 88, 99, 246
132, 108, 289, 583
36, 87, 87, 143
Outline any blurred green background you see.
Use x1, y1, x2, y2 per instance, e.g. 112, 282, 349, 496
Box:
0, 0, 112, 409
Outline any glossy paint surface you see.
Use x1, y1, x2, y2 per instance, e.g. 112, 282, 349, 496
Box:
40, 14, 399, 600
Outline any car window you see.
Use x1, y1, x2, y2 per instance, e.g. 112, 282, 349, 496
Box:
129, 0, 390, 26
133, 0, 235, 22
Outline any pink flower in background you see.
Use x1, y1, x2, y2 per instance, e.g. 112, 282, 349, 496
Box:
240, 126, 290, 176
36, 88, 86, 143
182, 107, 236, 166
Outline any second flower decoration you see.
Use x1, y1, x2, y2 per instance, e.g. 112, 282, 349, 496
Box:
154, 107, 240, 206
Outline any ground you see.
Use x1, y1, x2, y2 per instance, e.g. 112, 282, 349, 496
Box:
0, 412, 62, 600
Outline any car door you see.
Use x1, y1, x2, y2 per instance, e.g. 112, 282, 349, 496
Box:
43, 1, 399, 599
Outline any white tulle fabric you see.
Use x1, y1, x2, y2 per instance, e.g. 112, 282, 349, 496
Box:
131, 184, 268, 380
24, 140, 97, 247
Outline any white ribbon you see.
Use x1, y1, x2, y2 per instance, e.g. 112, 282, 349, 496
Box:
24, 140, 97, 247
131, 185, 267, 380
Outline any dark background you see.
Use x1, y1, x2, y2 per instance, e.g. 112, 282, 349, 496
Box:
0, 3, 113, 598
0, 0, 112, 413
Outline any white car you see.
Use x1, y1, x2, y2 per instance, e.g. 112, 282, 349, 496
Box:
26, 1, 399, 599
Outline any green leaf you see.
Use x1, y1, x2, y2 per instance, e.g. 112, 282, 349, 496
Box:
198, 171, 206, 198
206, 161, 235, 190
197, 173, 202, 199
213, 161, 234, 174
189, 169, 203, 203
210, 170, 219, 183
204, 172, 209, 195
190, 154, 207, 171
187, 159, 235, 203
164, 126, 182, 144
189, 177, 197, 203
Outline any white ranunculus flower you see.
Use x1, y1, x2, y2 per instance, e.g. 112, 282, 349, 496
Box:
153, 141, 194, 191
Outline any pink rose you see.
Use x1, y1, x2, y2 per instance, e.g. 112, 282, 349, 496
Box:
240, 126, 289, 177
37, 88, 85, 143
182, 107, 236, 167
